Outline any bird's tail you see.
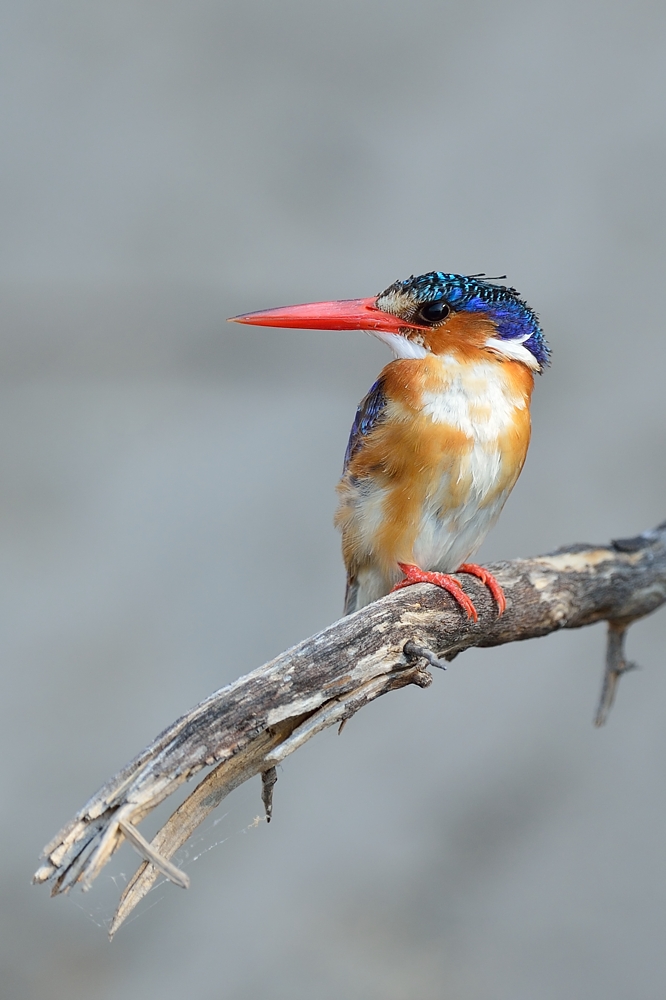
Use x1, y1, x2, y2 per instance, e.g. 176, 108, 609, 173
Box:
343, 567, 392, 615
343, 575, 360, 615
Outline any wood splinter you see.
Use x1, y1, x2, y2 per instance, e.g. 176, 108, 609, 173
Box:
261, 767, 278, 822
594, 621, 639, 727
117, 818, 190, 890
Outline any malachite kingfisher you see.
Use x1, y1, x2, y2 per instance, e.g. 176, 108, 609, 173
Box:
229, 272, 549, 619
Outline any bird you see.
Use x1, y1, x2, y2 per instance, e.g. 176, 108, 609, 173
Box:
229, 271, 549, 619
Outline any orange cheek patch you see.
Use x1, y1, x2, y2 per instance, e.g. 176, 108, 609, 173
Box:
424, 313, 498, 355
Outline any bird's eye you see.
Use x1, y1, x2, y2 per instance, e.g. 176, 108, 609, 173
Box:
418, 299, 450, 324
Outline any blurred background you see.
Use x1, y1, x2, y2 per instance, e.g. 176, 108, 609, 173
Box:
2, 1, 666, 997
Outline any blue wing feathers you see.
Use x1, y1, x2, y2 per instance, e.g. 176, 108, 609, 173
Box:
343, 378, 387, 470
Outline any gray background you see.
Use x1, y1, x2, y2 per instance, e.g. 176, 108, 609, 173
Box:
2, 2, 666, 998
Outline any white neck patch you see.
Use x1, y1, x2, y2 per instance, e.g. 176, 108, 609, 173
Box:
369, 328, 539, 369
485, 335, 540, 371
369, 330, 428, 360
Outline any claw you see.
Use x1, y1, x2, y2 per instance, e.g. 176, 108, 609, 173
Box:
457, 563, 506, 615
392, 563, 479, 621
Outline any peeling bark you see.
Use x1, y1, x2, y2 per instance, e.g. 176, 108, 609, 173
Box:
33, 522, 666, 937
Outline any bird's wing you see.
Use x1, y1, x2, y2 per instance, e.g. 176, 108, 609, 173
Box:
343, 376, 388, 472
342, 377, 389, 615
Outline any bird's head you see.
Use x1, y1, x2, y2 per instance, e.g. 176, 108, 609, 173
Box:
229, 271, 550, 373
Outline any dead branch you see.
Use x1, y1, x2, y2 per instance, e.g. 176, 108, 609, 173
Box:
33, 522, 666, 937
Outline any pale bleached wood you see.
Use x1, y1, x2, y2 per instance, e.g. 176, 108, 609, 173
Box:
33, 522, 666, 936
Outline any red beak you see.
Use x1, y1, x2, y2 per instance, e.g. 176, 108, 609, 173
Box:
228, 296, 416, 334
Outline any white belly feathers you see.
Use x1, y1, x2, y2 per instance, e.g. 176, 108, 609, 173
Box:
411, 357, 526, 572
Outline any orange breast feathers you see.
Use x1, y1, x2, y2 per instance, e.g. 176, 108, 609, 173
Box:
335, 350, 534, 590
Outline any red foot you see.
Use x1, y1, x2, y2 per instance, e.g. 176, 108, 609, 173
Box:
392, 563, 479, 622
457, 563, 506, 615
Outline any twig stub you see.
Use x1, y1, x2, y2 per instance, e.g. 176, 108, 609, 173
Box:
403, 640, 448, 671
594, 621, 639, 727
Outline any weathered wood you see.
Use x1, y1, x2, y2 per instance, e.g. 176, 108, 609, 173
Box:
33, 522, 666, 936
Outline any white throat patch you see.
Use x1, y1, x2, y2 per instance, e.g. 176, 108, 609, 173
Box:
369, 330, 428, 359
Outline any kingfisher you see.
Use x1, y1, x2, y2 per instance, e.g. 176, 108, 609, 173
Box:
229, 272, 549, 619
